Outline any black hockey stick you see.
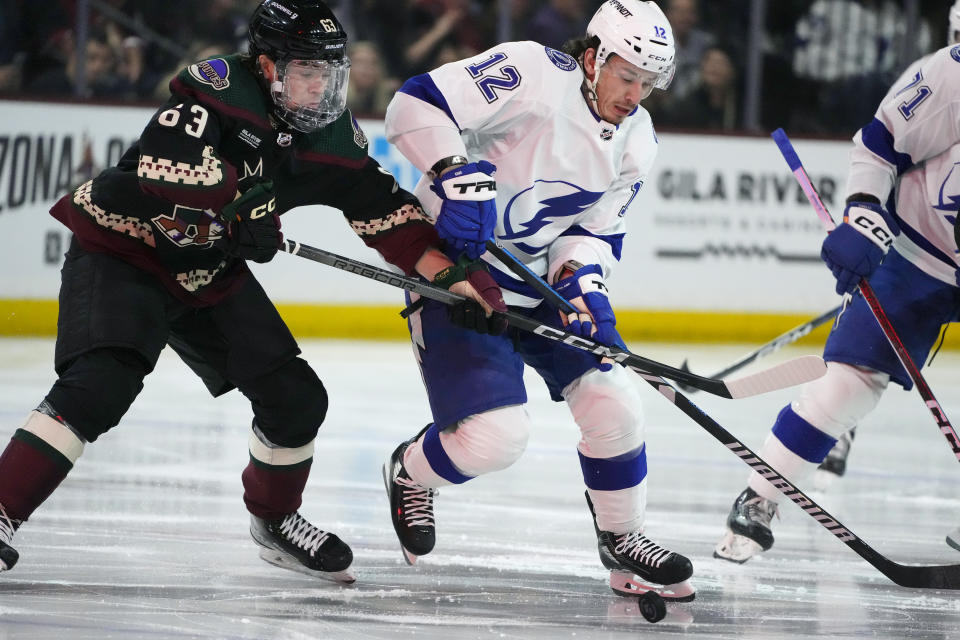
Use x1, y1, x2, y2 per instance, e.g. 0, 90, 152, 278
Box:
484, 237, 960, 589
676, 305, 841, 393
773, 128, 960, 465
282, 239, 822, 398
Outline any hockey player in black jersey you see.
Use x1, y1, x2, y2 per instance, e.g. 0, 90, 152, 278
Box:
0, 0, 505, 582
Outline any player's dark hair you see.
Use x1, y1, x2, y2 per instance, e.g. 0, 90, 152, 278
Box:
562, 35, 601, 65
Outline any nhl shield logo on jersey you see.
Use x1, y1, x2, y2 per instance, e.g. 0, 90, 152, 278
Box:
188, 58, 230, 90
544, 47, 578, 72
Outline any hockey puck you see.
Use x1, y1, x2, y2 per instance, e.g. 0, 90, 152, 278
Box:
638, 591, 666, 623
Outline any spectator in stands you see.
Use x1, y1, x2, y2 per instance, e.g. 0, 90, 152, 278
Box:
25, 26, 135, 99
0, 1, 24, 94
372, 0, 490, 78
791, 0, 932, 134
521, 0, 589, 51
659, 44, 740, 130
665, 0, 715, 100
346, 41, 401, 119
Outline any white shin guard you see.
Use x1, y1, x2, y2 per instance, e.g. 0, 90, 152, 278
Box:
793, 362, 888, 439
404, 405, 532, 487
749, 362, 888, 502
566, 366, 647, 533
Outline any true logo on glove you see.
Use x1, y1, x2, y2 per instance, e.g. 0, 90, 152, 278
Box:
451, 180, 496, 196
249, 197, 277, 220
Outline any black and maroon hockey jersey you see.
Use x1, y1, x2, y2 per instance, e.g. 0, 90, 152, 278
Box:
50, 54, 438, 306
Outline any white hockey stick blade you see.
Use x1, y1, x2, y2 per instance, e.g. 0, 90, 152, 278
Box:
723, 355, 826, 399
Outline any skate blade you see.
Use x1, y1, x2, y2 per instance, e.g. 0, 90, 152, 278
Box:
947, 534, 960, 553
713, 530, 763, 564
609, 571, 696, 602
402, 547, 419, 566
258, 548, 356, 585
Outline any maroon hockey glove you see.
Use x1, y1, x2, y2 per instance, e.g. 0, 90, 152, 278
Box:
221, 178, 283, 263
432, 255, 508, 335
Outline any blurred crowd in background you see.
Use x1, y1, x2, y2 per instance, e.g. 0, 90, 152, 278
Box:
0, 0, 954, 136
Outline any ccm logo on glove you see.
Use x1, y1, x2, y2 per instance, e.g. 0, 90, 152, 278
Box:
248, 197, 277, 220
849, 207, 895, 249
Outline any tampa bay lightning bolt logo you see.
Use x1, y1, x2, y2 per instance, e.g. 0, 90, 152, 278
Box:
501, 180, 604, 253
932, 162, 960, 228
544, 47, 577, 72
951, 45, 960, 63
188, 58, 230, 90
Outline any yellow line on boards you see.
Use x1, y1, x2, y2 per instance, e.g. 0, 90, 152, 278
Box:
0, 300, 957, 350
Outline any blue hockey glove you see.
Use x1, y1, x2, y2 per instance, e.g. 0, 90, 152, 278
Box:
555, 264, 623, 371
430, 160, 497, 261
433, 255, 508, 335
821, 201, 899, 295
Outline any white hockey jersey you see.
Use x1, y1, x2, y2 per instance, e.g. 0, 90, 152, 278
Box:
385, 41, 658, 307
847, 44, 960, 287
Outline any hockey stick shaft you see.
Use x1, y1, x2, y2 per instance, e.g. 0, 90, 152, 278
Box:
680, 306, 840, 392
483, 239, 825, 399
486, 237, 960, 589
772, 129, 960, 463
282, 239, 819, 398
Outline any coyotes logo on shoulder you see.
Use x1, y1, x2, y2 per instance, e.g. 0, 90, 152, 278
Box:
188, 58, 230, 90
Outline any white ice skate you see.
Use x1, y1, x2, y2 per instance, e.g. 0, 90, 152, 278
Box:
714, 487, 779, 563
585, 491, 696, 609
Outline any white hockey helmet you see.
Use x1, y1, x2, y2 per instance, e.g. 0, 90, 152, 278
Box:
587, 0, 676, 90
951, 0, 960, 44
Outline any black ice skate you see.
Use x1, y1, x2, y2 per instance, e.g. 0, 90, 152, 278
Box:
585, 491, 695, 602
382, 430, 436, 565
249, 511, 354, 584
0, 505, 19, 572
813, 427, 856, 490
714, 487, 779, 563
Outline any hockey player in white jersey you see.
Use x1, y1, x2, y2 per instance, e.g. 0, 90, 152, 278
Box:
715, 6, 960, 563
382, 0, 695, 600
814, 0, 960, 491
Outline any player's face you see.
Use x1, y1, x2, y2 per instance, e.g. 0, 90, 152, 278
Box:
280, 60, 335, 108
594, 55, 658, 124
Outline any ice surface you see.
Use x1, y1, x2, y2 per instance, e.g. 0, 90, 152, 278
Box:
0, 337, 958, 639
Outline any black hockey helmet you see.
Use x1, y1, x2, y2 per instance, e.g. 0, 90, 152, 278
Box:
248, 0, 347, 63
248, 0, 351, 132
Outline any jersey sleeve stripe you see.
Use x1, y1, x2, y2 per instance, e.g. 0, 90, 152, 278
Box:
558, 225, 625, 260
860, 117, 915, 176
397, 73, 462, 132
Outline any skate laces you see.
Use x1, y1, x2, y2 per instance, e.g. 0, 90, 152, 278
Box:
396, 475, 436, 527
742, 494, 779, 525
613, 531, 672, 568
278, 512, 331, 556
0, 504, 18, 545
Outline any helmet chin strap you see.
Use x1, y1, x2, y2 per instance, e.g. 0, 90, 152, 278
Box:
580, 54, 604, 119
